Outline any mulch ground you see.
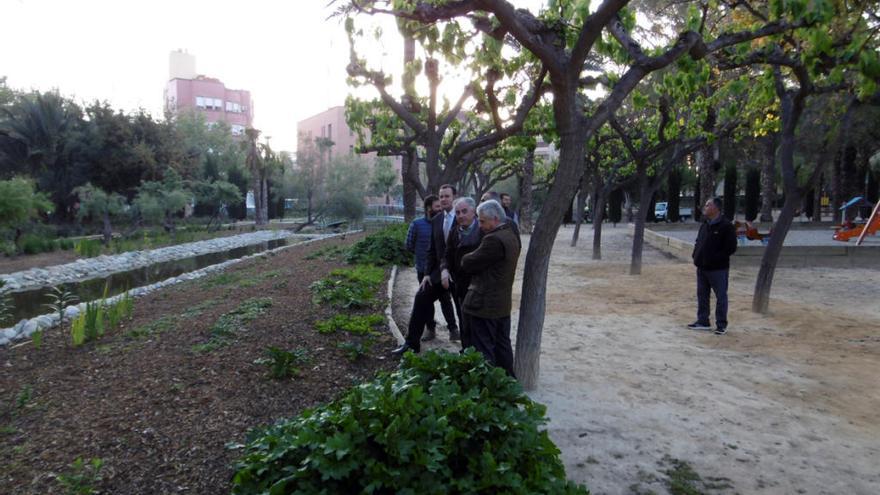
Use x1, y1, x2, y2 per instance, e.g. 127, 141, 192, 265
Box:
0, 233, 399, 494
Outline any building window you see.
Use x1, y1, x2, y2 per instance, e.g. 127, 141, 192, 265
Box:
225, 101, 242, 113
349, 145, 354, 154
231, 124, 245, 136
328, 124, 332, 140
196, 96, 206, 108
196, 97, 222, 110
321, 125, 325, 138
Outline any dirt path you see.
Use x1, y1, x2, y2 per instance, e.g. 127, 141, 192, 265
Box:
393, 224, 880, 494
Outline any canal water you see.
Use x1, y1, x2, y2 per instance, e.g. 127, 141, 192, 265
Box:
2, 237, 302, 326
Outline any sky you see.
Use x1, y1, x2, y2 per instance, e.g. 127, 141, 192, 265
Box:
0, 0, 399, 153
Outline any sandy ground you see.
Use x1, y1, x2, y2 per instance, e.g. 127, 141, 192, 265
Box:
392, 225, 880, 495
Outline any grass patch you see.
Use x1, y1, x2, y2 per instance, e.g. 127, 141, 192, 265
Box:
200, 272, 244, 289
126, 315, 176, 340
193, 297, 273, 352
344, 223, 411, 266
304, 244, 349, 262
315, 313, 384, 335
309, 265, 384, 309
337, 341, 372, 361
179, 299, 218, 319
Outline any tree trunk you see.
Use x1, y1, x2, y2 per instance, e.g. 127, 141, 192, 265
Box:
307, 190, 313, 224
570, 171, 590, 247
812, 173, 824, 224
760, 133, 777, 223
697, 143, 718, 211
518, 148, 535, 234
592, 188, 608, 260
753, 92, 804, 314
841, 145, 859, 221
102, 212, 112, 245
630, 171, 651, 275
515, 122, 587, 390
401, 31, 419, 223
624, 191, 634, 223
723, 163, 737, 221
252, 176, 262, 224
260, 175, 269, 225
744, 166, 761, 221
831, 151, 842, 223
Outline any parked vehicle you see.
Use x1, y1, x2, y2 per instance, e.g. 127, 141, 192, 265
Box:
654, 202, 693, 222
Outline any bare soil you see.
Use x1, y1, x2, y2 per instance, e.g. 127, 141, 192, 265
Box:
0, 233, 398, 494
392, 225, 880, 495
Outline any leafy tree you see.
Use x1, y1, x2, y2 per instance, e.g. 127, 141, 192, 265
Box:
324, 154, 370, 222
133, 169, 189, 232
352, 0, 809, 387
369, 157, 398, 204
0, 177, 52, 244
191, 179, 243, 229
714, 0, 880, 312
0, 91, 86, 220
73, 183, 127, 244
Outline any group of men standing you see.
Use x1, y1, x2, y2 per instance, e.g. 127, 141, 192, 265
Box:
398, 185, 520, 377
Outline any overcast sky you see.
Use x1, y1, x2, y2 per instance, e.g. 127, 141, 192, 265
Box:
0, 0, 398, 152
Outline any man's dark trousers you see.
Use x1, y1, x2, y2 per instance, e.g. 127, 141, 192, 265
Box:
405, 282, 453, 350
415, 271, 457, 332
697, 267, 729, 328
466, 314, 514, 377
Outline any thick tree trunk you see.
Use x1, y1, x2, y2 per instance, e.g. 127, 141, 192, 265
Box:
518, 149, 535, 234
697, 143, 718, 211
630, 172, 652, 275
760, 134, 777, 223
753, 92, 804, 313
402, 151, 419, 222
592, 189, 607, 260
515, 124, 586, 390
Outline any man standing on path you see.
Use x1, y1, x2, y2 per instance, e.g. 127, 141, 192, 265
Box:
392, 185, 460, 355
441, 197, 482, 351
459, 200, 520, 376
405, 195, 442, 339
500, 193, 519, 225
689, 197, 737, 335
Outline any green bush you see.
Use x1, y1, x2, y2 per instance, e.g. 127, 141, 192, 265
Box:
74, 239, 103, 257
309, 266, 384, 309
230, 350, 589, 495
19, 234, 55, 255
345, 223, 412, 266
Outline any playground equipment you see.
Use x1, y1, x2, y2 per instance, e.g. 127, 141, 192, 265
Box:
833, 197, 880, 245
734, 221, 771, 242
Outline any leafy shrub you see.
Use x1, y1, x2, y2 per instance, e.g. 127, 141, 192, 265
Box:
56, 457, 104, 495
105, 291, 134, 329
315, 313, 384, 335
70, 302, 104, 346
19, 234, 55, 255
309, 265, 384, 309
255, 346, 309, 379
337, 340, 372, 361
230, 350, 589, 495
345, 223, 412, 266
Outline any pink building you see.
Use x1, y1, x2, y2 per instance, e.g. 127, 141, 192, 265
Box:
297, 106, 401, 172
164, 51, 253, 136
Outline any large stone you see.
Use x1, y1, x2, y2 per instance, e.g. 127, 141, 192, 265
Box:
20, 320, 39, 337
65, 306, 81, 318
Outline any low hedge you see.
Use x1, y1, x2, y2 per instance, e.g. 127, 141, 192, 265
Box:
230, 350, 588, 494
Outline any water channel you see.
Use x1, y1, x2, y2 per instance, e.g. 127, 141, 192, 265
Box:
2, 237, 306, 326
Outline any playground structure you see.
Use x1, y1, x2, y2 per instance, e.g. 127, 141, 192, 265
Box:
833, 197, 880, 245
734, 220, 770, 242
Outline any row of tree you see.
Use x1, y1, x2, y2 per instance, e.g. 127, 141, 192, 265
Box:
340, 0, 880, 388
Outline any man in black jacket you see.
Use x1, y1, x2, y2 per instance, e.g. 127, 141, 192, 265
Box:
392, 185, 460, 355
689, 197, 738, 335
440, 197, 482, 351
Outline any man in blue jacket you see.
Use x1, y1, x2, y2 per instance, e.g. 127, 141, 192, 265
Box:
689, 197, 738, 335
405, 195, 442, 339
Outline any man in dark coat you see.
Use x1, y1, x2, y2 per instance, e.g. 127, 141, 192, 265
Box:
689, 197, 738, 335
440, 197, 482, 351
392, 185, 460, 355
459, 200, 521, 376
